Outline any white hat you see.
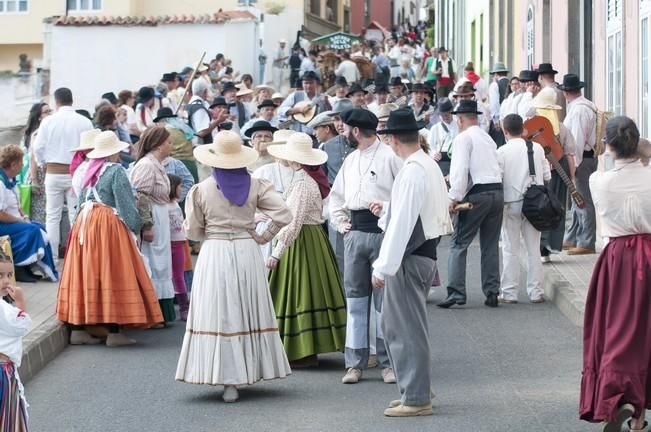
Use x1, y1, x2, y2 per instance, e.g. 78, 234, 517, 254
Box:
71, 128, 101, 152
86, 131, 130, 159
271, 92, 284, 100
254, 84, 276, 95
267, 132, 328, 166
374, 103, 399, 121
194, 130, 259, 169
530, 87, 562, 110
269, 129, 296, 145
236, 87, 253, 97
279, 39, 287, 44
307, 111, 335, 129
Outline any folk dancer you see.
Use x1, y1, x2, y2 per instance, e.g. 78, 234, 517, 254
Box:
560, 74, 597, 255
536, 63, 567, 121
347, 83, 368, 109
529, 88, 577, 262
451, 80, 491, 132
496, 114, 550, 303
408, 83, 433, 126
428, 97, 458, 177
438, 100, 503, 308
516, 70, 540, 120
372, 108, 453, 417
434, 47, 457, 99
187, 80, 220, 145
329, 109, 402, 384
487, 62, 510, 146
367, 84, 390, 114
243, 120, 278, 170
278, 71, 329, 135
499, 76, 523, 119
222, 82, 250, 134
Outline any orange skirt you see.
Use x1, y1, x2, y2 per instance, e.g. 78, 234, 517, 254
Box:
56, 204, 163, 326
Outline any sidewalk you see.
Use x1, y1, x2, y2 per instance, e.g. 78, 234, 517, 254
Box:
542, 250, 599, 327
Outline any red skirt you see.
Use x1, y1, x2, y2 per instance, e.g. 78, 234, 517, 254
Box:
580, 234, 651, 422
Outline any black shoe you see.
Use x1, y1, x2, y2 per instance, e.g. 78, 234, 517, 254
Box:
437, 297, 466, 309
14, 266, 37, 283
484, 294, 499, 308
25, 266, 43, 280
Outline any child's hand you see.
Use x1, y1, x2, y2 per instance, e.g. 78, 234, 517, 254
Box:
10, 286, 24, 304
142, 228, 154, 243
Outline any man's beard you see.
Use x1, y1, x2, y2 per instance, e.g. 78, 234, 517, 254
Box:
346, 132, 359, 148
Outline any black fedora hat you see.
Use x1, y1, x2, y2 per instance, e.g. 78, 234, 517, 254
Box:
209, 96, 228, 109
536, 63, 558, 75
335, 76, 348, 87
346, 83, 368, 97
437, 97, 454, 113
451, 99, 483, 115
221, 82, 238, 94
257, 99, 278, 110
389, 76, 403, 87
409, 83, 428, 93
558, 73, 585, 91
377, 108, 420, 134
375, 84, 389, 93
153, 107, 177, 123
161, 72, 178, 82
101, 92, 118, 104
244, 120, 278, 138
301, 70, 320, 83
137, 86, 156, 103
518, 70, 539, 82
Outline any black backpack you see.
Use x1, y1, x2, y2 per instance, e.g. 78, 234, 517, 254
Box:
521, 140, 564, 231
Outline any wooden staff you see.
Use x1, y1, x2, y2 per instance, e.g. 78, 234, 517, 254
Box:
175, 51, 207, 115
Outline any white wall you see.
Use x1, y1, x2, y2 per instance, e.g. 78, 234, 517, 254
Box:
259, 6, 304, 86
48, 20, 257, 111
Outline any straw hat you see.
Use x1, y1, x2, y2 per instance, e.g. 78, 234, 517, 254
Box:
530, 87, 562, 110
373, 103, 399, 121
267, 132, 328, 165
254, 84, 276, 95
86, 131, 130, 159
271, 92, 284, 101
269, 129, 296, 145
236, 86, 253, 97
71, 128, 101, 152
194, 130, 258, 169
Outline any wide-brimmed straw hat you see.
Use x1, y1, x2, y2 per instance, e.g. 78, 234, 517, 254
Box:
269, 129, 297, 145
194, 130, 259, 169
267, 132, 328, 165
254, 84, 276, 95
530, 88, 562, 110
71, 128, 101, 152
86, 131, 130, 159
373, 103, 399, 122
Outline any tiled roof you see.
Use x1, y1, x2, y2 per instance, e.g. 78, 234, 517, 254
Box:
44, 10, 255, 26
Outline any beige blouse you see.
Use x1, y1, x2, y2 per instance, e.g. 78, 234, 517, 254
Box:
272, 169, 324, 259
129, 153, 171, 205
184, 176, 292, 242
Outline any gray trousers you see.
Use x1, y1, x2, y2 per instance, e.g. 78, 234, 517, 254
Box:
328, 224, 345, 278
564, 157, 597, 249
343, 231, 390, 370
447, 189, 504, 301
382, 254, 436, 406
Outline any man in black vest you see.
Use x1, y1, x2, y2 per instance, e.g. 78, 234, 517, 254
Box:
434, 47, 457, 99
222, 82, 250, 134
187, 79, 220, 144
488, 61, 510, 147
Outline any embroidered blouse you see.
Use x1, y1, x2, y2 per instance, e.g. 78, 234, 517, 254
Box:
129, 153, 171, 205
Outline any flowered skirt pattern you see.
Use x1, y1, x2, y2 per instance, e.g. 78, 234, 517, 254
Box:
0, 361, 28, 432
268, 224, 347, 361
580, 234, 651, 422
175, 238, 291, 386
56, 203, 163, 326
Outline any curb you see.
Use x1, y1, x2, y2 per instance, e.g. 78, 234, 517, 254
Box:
18, 316, 68, 383
543, 265, 585, 327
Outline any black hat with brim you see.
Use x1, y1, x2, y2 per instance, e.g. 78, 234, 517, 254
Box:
137, 86, 156, 103
536, 63, 558, 75
437, 97, 454, 113
244, 120, 278, 138
375, 84, 389, 93
341, 108, 378, 130
410, 83, 428, 93
101, 92, 118, 104
153, 107, 177, 123
377, 108, 420, 134
518, 70, 539, 82
558, 73, 585, 91
301, 70, 320, 83
257, 99, 279, 110
209, 96, 228, 109
451, 99, 483, 115
346, 83, 368, 97
389, 77, 403, 87
221, 82, 238, 95
335, 76, 348, 87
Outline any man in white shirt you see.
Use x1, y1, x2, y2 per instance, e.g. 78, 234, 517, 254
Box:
499, 77, 523, 119
187, 80, 220, 145
497, 114, 551, 303
439, 100, 503, 309
515, 70, 540, 120
278, 71, 328, 134
372, 108, 453, 417
329, 109, 402, 385
335, 52, 360, 85
272, 39, 289, 92
560, 74, 598, 255
488, 62, 510, 146
299, 50, 317, 77
428, 97, 458, 177
33, 87, 92, 259
536, 63, 566, 122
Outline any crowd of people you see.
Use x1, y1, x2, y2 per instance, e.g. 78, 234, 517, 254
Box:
0, 23, 649, 431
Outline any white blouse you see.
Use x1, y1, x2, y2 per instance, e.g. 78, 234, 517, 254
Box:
590, 159, 651, 240
0, 183, 21, 218
0, 299, 31, 366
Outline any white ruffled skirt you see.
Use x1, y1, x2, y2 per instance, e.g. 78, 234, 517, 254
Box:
175, 238, 291, 386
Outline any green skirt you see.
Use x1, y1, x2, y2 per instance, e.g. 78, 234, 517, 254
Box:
269, 224, 347, 361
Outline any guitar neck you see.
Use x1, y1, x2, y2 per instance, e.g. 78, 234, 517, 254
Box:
545, 155, 574, 191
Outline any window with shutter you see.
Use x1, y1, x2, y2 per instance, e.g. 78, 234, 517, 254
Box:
606, 0, 622, 115
527, 6, 534, 69
641, 1, 651, 136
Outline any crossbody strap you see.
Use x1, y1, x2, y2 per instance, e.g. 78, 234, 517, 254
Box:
526, 140, 536, 178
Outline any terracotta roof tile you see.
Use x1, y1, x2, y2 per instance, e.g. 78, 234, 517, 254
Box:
44, 10, 255, 26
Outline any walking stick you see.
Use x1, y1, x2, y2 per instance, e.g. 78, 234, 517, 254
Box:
175, 51, 207, 115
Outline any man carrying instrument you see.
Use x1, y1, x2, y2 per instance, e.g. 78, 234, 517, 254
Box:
278, 71, 329, 135
407, 83, 433, 126
528, 88, 577, 263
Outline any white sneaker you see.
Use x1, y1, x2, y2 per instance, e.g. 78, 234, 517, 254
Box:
342, 368, 362, 384
223, 385, 239, 403
106, 333, 136, 347
382, 368, 396, 384
69, 330, 102, 345
541, 256, 551, 264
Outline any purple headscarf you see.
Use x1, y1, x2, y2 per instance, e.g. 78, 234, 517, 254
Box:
212, 168, 251, 207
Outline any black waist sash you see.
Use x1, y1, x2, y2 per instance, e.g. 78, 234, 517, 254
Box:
350, 209, 382, 233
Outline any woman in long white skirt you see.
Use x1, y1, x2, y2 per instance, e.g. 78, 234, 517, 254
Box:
175, 131, 293, 402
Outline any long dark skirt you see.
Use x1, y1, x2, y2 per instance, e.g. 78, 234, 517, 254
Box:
580, 234, 651, 422
541, 156, 570, 254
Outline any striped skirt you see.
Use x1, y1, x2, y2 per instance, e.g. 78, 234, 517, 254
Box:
0, 361, 28, 432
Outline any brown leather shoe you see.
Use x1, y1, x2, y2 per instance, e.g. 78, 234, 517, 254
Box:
567, 247, 596, 255
562, 242, 576, 250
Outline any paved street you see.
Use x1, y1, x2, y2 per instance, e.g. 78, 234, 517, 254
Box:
26, 239, 593, 432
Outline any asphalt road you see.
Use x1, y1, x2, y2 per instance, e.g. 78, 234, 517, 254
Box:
26, 239, 594, 432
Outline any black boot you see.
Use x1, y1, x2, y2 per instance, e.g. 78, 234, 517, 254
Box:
14, 266, 37, 283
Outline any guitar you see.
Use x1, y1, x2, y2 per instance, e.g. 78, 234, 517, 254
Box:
524, 116, 585, 209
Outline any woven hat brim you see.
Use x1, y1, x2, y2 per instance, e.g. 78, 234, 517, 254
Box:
194, 145, 259, 169
86, 141, 130, 159
267, 144, 328, 166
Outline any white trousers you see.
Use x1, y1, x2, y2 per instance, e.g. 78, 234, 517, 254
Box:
272, 67, 285, 93
44, 173, 76, 258
499, 201, 544, 301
